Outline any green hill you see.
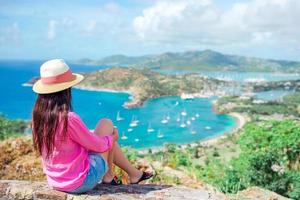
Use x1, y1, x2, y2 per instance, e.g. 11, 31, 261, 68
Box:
79, 50, 300, 73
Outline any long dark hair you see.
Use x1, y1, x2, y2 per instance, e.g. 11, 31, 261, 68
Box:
32, 88, 72, 159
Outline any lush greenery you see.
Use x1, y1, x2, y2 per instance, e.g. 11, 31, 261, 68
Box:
142, 120, 300, 199
79, 49, 300, 73
0, 114, 27, 140
217, 92, 300, 117
79, 67, 223, 107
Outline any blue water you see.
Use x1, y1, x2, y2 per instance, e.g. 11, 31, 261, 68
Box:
155, 69, 300, 82
0, 60, 236, 149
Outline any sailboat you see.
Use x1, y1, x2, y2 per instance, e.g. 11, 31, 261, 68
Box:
134, 138, 140, 142
176, 113, 181, 122
116, 111, 124, 121
127, 128, 133, 132
161, 115, 168, 124
121, 132, 128, 140
129, 115, 138, 127
181, 109, 187, 116
157, 130, 164, 138
191, 117, 196, 121
186, 120, 191, 125
205, 126, 212, 130
195, 113, 200, 118
180, 122, 187, 128
190, 127, 196, 134
147, 123, 155, 133
166, 113, 170, 120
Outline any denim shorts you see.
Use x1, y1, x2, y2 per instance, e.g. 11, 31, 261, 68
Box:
70, 153, 108, 194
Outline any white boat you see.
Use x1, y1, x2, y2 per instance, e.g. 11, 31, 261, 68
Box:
116, 111, 124, 121
127, 128, 133, 132
181, 93, 195, 100
166, 113, 170, 120
134, 138, 139, 142
157, 130, 164, 138
186, 120, 191, 125
147, 123, 155, 133
181, 109, 187, 116
190, 128, 197, 134
180, 123, 187, 128
191, 117, 196, 121
195, 113, 200, 118
121, 132, 128, 140
129, 115, 138, 127
205, 126, 212, 130
161, 115, 169, 124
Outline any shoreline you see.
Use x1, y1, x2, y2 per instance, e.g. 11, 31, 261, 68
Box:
137, 112, 248, 154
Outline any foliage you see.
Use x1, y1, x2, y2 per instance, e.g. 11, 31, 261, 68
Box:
0, 114, 27, 140
213, 120, 300, 199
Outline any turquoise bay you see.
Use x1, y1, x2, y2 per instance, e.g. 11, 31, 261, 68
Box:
0, 60, 237, 149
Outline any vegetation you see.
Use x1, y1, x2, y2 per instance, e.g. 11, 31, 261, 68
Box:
79, 49, 300, 73
79, 67, 224, 107
0, 114, 28, 140
217, 92, 300, 117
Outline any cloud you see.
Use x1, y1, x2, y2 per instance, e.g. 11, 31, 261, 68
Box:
133, 0, 300, 48
47, 20, 58, 40
0, 22, 21, 46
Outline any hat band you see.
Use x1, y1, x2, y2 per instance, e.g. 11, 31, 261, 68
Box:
41, 69, 73, 84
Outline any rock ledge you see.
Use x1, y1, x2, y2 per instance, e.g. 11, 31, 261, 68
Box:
0, 180, 227, 200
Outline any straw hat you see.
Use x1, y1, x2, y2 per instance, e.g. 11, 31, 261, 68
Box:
33, 59, 84, 94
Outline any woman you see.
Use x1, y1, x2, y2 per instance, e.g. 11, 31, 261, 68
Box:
31, 59, 153, 194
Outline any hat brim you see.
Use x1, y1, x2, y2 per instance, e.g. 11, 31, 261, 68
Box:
33, 73, 84, 94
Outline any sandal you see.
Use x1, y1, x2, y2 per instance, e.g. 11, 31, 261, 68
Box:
102, 176, 123, 185
131, 171, 154, 184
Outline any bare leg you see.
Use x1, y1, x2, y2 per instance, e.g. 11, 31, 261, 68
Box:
94, 119, 115, 182
94, 119, 142, 183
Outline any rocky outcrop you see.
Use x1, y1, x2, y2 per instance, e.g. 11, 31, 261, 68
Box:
0, 180, 227, 200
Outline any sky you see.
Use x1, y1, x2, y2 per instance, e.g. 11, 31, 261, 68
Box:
0, 0, 300, 61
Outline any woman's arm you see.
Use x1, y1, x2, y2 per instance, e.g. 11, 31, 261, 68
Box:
68, 113, 114, 153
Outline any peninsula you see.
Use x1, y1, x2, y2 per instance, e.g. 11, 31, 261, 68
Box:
75, 67, 230, 108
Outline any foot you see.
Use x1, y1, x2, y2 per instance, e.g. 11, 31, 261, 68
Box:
102, 172, 115, 183
130, 171, 153, 184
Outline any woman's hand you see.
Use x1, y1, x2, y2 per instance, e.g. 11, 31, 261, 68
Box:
112, 127, 119, 142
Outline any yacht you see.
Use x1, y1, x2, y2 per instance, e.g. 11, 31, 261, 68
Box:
116, 111, 124, 121
157, 130, 164, 138
190, 127, 197, 134
180, 122, 187, 128
129, 115, 138, 127
181, 109, 187, 116
166, 113, 170, 120
205, 126, 212, 130
161, 115, 169, 124
147, 123, 155, 133
127, 128, 133, 132
134, 138, 140, 142
176, 114, 181, 122
195, 113, 200, 118
186, 120, 191, 125
121, 132, 128, 140
191, 117, 196, 121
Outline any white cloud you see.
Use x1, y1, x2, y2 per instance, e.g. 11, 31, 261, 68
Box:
47, 20, 58, 40
133, 0, 300, 48
0, 22, 21, 45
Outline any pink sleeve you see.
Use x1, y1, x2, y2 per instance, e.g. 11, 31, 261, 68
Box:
68, 112, 113, 153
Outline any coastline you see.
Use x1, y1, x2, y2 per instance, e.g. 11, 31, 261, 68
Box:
137, 112, 248, 154
197, 112, 248, 147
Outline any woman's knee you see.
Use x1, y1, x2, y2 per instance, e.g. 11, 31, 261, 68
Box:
95, 118, 114, 136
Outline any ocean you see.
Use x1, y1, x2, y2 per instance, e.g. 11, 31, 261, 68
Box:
0, 60, 237, 149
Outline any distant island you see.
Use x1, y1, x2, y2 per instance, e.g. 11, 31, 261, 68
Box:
76, 67, 231, 108
78, 49, 300, 73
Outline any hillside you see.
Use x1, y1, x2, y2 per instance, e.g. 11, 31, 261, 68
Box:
78, 50, 300, 73
77, 67, 227, 108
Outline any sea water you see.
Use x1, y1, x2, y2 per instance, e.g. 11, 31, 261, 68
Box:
0, 60, 237, 149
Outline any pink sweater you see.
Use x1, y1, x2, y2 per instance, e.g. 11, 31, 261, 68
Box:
41, 112, 113, 191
